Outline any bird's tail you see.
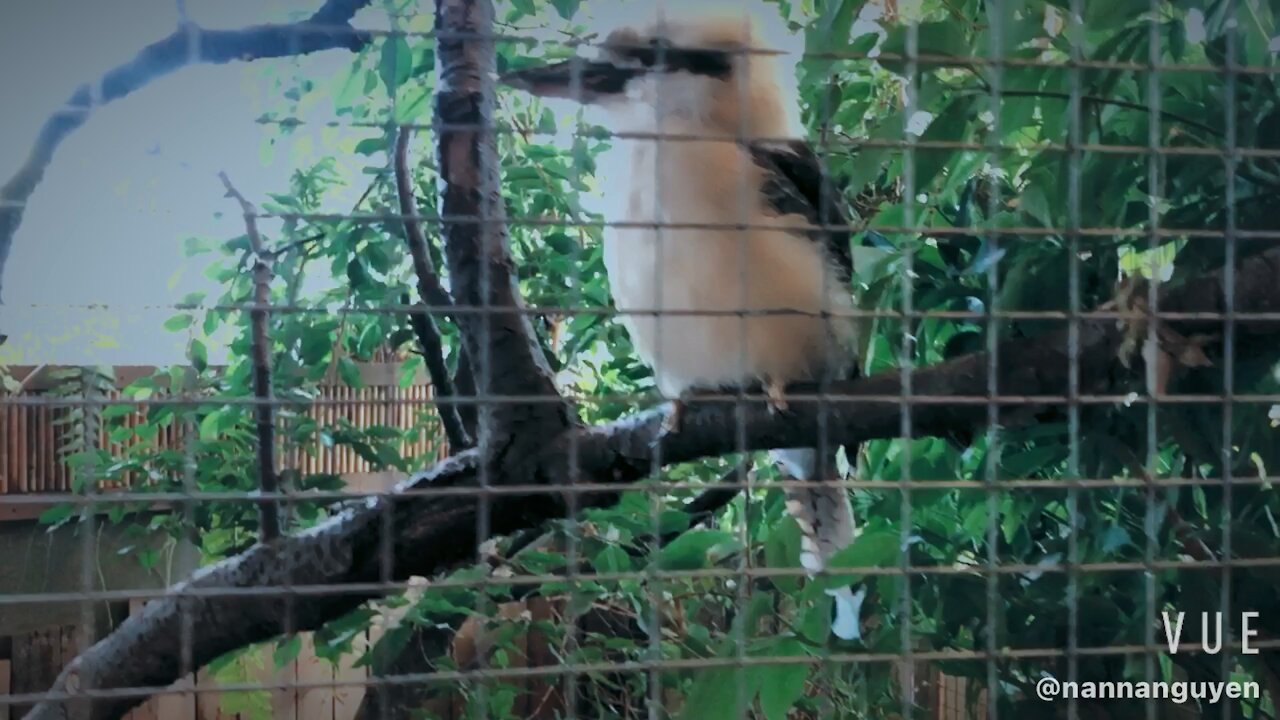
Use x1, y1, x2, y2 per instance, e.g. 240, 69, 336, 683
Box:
774, 448, 863, 641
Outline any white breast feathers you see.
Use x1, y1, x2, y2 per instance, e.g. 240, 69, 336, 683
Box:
602, 131, 856, 399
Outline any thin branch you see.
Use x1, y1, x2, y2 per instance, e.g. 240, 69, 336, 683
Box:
656, 464, 752, 549
402, 293, 472, 450
395, 128, 456, 313
963, 88, 1222, 139
218, 172, 282, 541
0, 0, 373, 300
394, 126, 472, 450
268, 176, 384, 258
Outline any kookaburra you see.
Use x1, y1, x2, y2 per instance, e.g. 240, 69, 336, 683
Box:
502, 10, 865, 641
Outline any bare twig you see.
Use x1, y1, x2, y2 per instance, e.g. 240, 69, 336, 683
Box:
218, 172, 281, 541
0, 0, 373, 300
394, 127, 471, 450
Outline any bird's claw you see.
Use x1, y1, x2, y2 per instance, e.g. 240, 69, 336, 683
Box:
764, 379, 789, 415
659, 398, 686, 438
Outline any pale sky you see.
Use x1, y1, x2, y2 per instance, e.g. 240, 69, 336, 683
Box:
0, 0, 811, 367
0, 0, 365, 366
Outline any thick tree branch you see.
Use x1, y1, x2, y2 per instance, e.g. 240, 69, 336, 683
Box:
394, 126, 472, 451
23, 245, 1280, 720
0, 0, 373, 301
360, 128, 475, 715
433, 0, 570, 445
346, 10, 576, 712
452, 344, 479, 438
218, 172, 282, 540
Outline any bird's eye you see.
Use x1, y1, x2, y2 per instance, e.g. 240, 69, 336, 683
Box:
630, 37, 673, 67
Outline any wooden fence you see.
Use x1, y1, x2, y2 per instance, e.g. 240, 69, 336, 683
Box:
0, 363, 447, 513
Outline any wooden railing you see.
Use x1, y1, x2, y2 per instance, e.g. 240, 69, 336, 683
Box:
0, 363, 448, 508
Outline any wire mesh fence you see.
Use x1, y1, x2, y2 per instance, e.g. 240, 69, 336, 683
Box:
1, 0, 1279, 719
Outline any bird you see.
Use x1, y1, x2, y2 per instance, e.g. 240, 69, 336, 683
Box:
501, 8, 866, 641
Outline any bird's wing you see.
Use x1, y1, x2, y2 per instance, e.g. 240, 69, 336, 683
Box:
747, 139, 855, 285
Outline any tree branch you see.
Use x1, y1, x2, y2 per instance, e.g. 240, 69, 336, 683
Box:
362, 117, 475, 707
23, 245, 1280, 720
394, 127, 471, 451
960, 87, 1221, 139
432, 0, 570, 446
452, 344, 479, 438
218, 172, 282, 541
0, 0, 373, 301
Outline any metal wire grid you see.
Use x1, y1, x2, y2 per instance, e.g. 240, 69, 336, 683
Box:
2, 1, 1277, 718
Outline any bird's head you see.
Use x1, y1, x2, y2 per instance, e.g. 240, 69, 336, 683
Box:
501, 12, 795, 136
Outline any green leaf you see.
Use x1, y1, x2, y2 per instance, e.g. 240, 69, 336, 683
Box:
1084, 0, 1149, 33
913, 96, 974, 191
164, 314, 193, 332
805, 0, 868, 68
678, 665, 758, 720
355, 322, 384, 359
822, 529, 901, 588
398, 355, 425, 388
102, 404, 137, 421
337, 357, 363, 388
757, 642, 811, 720
346, 258, 370, 289
301, 325, 334, 365
189, 338, 209, 372
550, 0, 581, 20
879, 21, 970, 73
333, 59, 366, 112
354, 137, 385, 156
1168, 19, 1186, 62
658, 508, 692, 536
658, 530, 742, 571
273, 635, 303, 669
39, 503, 75, 527
379, 34, 413, 97
393, 87, 431, 123
199, 410, 223, 442
764, 515, 803, 592
593, 545, 632, 574
799, 591, 835, 642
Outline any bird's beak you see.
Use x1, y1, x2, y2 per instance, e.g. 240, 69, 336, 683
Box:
499, 59, 640, 103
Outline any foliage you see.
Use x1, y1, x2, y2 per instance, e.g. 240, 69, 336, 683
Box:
35, 0, 1280, 718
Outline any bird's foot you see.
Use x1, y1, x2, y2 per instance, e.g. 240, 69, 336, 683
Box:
764, 378, 790, 415
659, 397, 686, 438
